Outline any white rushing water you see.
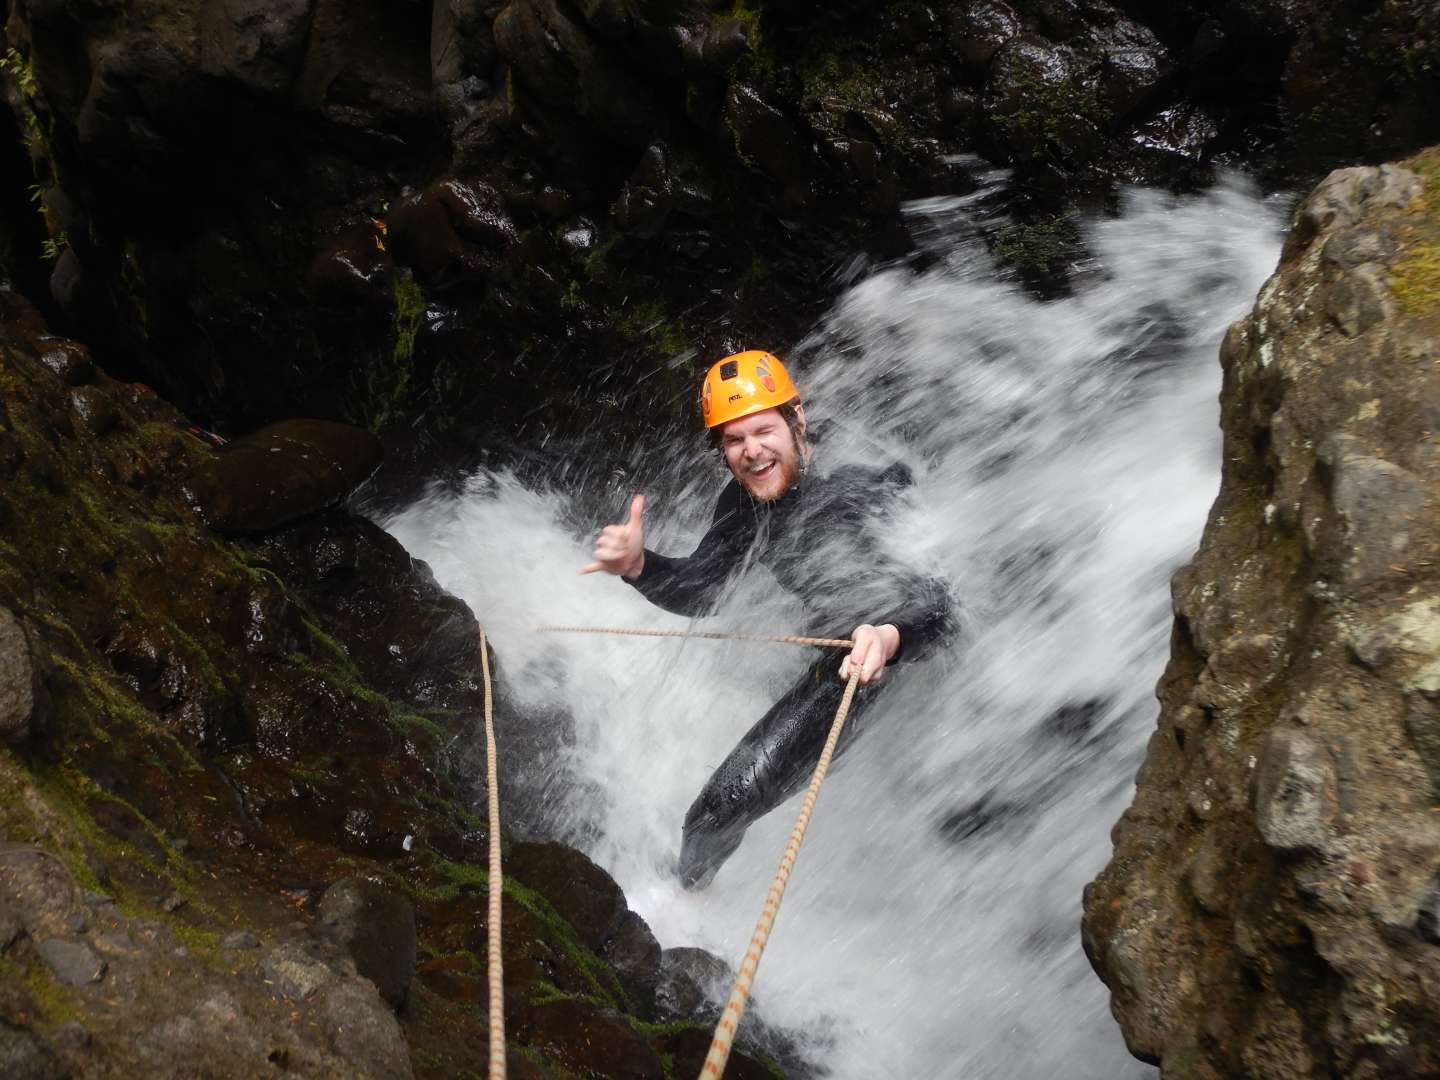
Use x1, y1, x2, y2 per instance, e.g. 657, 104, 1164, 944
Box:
385, 173, 1286, 1078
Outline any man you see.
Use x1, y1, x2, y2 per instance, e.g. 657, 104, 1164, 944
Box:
582, 350, 953, 888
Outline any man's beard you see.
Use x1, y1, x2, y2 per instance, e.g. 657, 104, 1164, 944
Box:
737, 446, 802, 502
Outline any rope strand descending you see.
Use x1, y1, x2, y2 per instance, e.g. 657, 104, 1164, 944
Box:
535, 625, 854, 649
535, 621, 864, 1077
699, 666, 863, 1079
480, 629, 506, 1079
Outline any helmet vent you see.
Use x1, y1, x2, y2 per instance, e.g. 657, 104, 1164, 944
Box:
719, 360, 739, 380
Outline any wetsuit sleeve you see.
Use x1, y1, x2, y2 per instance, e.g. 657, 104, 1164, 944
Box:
876, 572, 955, 664
852, 465, 956, 664
625, 481, 751, 617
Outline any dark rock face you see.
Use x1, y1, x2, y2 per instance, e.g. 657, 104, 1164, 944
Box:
1085, 150, 1440, 1076
508, 841, 627, 951
0, 607, 44, 744
317, 877, 418, 1010
601, 909, 662, 1019
3, 0, 1434, 466
0, 299, 778, 1077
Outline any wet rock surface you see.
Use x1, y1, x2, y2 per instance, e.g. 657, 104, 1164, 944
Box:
2, 0, 1435, 471
184, 418, 383, 535
1085, 150, 1440, 1075
317, 876, 418, 1010
0, 302, 794, 1076
0, 607, 43, 744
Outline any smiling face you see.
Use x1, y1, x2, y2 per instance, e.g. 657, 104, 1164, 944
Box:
718, 405, 806, 502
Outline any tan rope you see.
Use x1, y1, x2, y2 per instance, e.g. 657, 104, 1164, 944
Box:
700, 666, 863, 1079
480, 628, 505, 1080
535, 625, 854, 649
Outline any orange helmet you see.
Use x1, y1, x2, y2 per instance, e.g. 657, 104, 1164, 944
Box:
700, 350, 799, 429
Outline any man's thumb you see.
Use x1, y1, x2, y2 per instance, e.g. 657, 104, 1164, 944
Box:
628, 493, 645, 528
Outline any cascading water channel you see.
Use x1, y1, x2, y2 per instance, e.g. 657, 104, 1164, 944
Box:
385, 174, 1286, 1078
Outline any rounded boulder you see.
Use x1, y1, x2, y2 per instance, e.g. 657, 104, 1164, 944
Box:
184, 419, 382, 535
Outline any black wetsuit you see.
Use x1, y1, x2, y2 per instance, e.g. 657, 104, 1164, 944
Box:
627, 456, 954, 887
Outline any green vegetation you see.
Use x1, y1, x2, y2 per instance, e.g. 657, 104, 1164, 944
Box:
343, 270, 429, 432
617, 296, 689, 356
392, 270, 426, 365
713, 0, 773, 82
798, 48, 880, 113
0, 47, 38, 96
1393, 147, 1440, 316
40, 232, 68, 261
22, 963, 82, 1028
991, 214, 1081, 279
990, 62, 1106, 163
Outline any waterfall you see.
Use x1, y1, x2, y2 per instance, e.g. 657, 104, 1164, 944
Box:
384, 172, 1286, 1078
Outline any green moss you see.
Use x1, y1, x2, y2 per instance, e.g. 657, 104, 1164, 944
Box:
1393, 147, 1440, 316
392, 271, 426, 366
991, 63, 1106, 161
285, 647, 446, 746
617, 297, 689, 357
342, 271, 428, 433
527, 978, 610, 1009
500, 874, 632, 1011
50, 654, 203, 772
45, 766, 200, 891
713, 0, 773, 82
990, 214, 1082, 279
415, 788, 487, 832
0, 47, 39, 97
582, 230, 621, 283
798, 50, 879, 113
154, 909, 222, 964
22, 963, 82, 1028
408, 855, 632, 1011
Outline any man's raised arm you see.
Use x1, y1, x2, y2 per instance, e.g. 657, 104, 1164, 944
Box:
582, 484, 751, 618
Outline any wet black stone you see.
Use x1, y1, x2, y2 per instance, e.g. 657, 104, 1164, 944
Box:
38, 342, 96, 386
601, 909, 661, 1019
1039, 698, 1110, 744
1417, 876, 1440, 945
317, 877, 417, 1010
184, 420, 383, 536
654, 946, 730, 1022
936, 789, 1032, 844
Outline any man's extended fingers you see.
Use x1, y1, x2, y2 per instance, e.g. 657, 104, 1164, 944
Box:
840, 636, 869, 679
628, 493, 645, 528
578, 562, 603, 574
